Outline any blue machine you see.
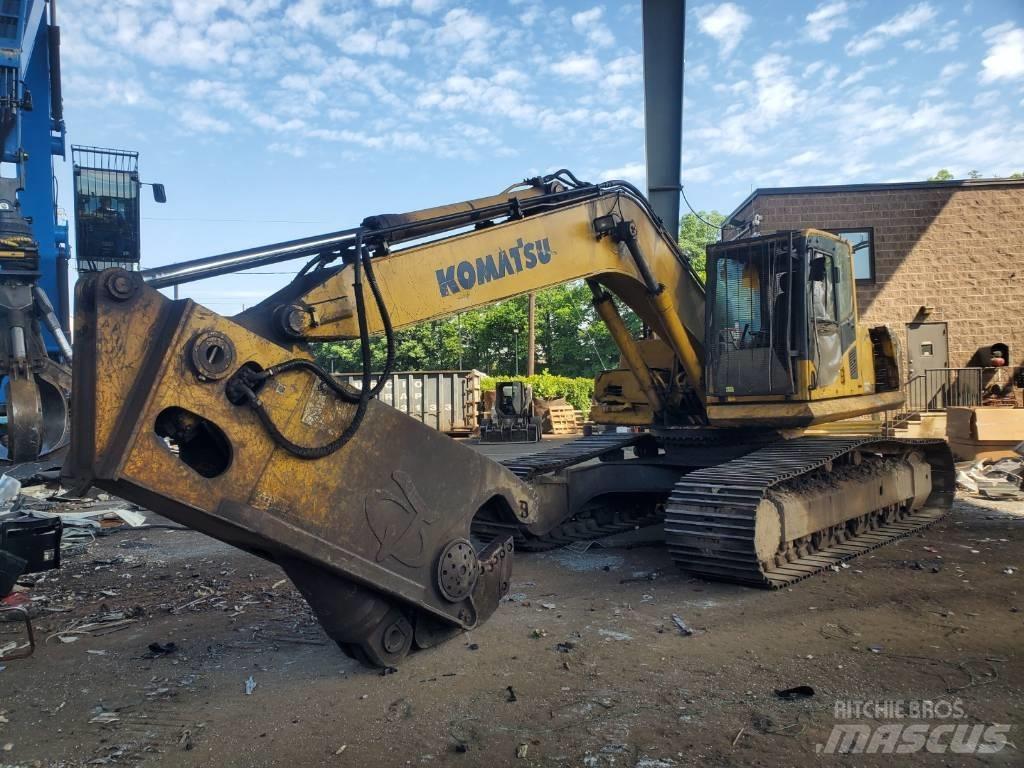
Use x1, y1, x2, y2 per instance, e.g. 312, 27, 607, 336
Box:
0, 0, 73, 462
0, 0, 68, 333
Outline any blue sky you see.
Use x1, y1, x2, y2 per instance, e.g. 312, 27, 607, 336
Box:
58, 0, 1024, 314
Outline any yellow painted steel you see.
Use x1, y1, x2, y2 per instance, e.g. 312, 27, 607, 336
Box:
706, 390, 905, 428
260, 193, 906, 429
590, 287, 665, 414
225, 188, 901, 431
290, 194, 707, 357
650, 287, 704, 403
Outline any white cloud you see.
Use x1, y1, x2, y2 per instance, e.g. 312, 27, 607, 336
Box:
683, 163, 716, 183
286, 0, 323, 29
980, 23, 1024, 83
839, 61, 891, 88
416, 72, 529, 118
433, 7, 496, 64
939, 62, 965, 80
689, 63, 710, 81
845, 2, 937, 56
695, 3, 752, 59
410, 0, 444, 13
803, 60, 824, 77
571, 7, 614, 48
606, 55, 642, 89
599, 162, 645, 184
180, 108, 231, 134
805, 2, 848, 43
268, 142, 307, 158
753, 54, 802, 121
787, 149, 822, 166
342, 29, 410, 58
551, 54, 602, 81
930, 31, 959, 52
690, 113, 758, 155
878, 3, 937, 36
846, 36, 884, 56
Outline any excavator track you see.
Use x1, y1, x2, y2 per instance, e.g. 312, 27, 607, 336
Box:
472, 432, 655, 549
664, 437, 955, 588
475, 500, 664, 552
498, 432, 647, 480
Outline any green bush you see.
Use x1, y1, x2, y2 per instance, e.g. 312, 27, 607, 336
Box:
481, 371, 594, 412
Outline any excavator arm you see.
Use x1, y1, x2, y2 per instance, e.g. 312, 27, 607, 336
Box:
232, 176, 706, 403
64, 173, 708, 666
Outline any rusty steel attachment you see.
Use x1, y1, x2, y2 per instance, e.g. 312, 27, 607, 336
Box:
65, 270, 534, 667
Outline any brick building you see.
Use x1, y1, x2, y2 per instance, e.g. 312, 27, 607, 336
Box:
725, 179, 1024, 395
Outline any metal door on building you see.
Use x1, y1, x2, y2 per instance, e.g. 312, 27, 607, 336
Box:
906, 321, 949, 409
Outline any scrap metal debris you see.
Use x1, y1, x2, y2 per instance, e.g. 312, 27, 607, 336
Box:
956, 457, 1024, 499
670, 614, 694, 637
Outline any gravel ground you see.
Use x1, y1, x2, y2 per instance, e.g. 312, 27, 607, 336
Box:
0, 486, 1021, 767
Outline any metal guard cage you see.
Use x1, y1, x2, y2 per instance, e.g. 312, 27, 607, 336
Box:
71, 145, 141, 273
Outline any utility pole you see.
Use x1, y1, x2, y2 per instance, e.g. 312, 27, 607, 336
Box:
513, 328, 519, 376
526, 292, 536, 376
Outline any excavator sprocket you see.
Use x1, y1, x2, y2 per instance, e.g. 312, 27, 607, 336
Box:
663, 437, 955, 587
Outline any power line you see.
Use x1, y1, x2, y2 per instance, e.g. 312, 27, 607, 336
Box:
680, 186, 725, 232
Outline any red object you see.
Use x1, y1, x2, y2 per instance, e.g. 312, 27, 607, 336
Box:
1, 591, 31, 608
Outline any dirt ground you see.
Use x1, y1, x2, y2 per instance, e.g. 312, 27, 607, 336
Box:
0, 473, 1022, 766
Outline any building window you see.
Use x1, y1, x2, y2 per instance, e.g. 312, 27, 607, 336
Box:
830, 228, 874, 283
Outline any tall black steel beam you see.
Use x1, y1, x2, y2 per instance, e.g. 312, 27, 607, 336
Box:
642, 0, 686, 237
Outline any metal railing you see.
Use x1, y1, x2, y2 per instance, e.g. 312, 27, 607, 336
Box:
905, 367, 984, 412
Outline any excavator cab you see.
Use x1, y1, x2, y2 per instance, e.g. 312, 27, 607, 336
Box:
704, 230, 904, 427
705, 232, 802, 398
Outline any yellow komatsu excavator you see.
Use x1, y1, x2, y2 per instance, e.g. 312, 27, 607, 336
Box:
64, 172, 953, 666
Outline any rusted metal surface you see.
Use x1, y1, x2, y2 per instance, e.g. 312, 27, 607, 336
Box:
65, 271, 535, 667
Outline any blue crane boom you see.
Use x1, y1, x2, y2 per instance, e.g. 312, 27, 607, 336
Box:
0, 0, 72, 462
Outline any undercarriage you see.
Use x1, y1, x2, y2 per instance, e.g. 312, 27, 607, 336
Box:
474, 432, 954, 587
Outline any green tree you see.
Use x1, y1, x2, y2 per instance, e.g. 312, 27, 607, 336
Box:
677, 210, 725, 282
928, 169, 954, 181
314, 282, 638, 379
967, 170, 982, 179
1010, 172, 1023, 179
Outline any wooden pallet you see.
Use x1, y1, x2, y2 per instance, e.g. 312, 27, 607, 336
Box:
547, 404, 581, 435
